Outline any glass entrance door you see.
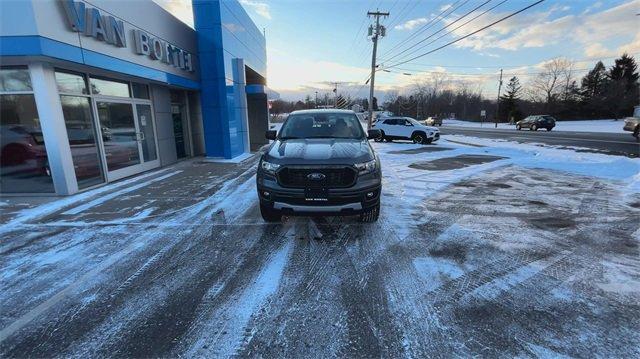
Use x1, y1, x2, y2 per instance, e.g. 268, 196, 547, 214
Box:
96, 101, 140, 173
95, 100, 159, 181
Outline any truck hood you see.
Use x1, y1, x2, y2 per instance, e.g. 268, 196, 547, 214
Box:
265, 138, 375, 164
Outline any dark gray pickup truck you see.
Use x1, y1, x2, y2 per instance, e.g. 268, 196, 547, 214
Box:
256, 109, 382, 222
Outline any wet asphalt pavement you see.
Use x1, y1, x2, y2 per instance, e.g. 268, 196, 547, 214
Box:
1, 139, 639, 358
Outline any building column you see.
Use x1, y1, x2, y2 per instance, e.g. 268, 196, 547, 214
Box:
232, 58, 250, 154
28, 62, 78, 195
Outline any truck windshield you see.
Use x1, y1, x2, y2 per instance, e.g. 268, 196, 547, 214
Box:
279, 113, 366, 140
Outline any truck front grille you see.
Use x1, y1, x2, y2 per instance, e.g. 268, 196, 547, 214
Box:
277, 166, 357, 188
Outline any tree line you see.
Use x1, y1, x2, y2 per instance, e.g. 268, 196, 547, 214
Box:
386, 53, 639, 122
270, 54, 639, 122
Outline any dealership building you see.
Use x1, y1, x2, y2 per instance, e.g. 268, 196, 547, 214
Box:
0, 0, 269, 195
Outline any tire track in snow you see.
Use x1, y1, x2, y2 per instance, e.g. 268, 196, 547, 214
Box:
182, 228, 295, 357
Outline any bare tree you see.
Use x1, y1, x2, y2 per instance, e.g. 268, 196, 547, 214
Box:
529, 57, 574, 107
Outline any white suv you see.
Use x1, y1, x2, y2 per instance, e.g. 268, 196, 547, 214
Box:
372, 117, 440, 144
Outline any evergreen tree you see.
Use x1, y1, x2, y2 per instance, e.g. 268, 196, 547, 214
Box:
580, 61, 607, 99
499, 76, 522, 122
609, 53, 639, 87
606, 53, 639, 118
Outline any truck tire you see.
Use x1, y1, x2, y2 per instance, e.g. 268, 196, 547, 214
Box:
260, 203, 282, 222
374, 131, 385, 142
359, 202, 380, 223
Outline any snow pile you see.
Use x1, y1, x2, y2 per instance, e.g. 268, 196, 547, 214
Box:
443, 119, 626, 133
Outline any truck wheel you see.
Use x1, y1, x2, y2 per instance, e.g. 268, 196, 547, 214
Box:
531, 124, 538, 131
516, 124, 521, 130
359, 202, 380, 223
374, 131, 385, 142
260, 203, 282, 222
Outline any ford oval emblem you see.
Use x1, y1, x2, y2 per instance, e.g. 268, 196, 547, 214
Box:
307, 172, 326, 181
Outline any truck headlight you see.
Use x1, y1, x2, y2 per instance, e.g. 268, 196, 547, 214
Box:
355, 159, 376, 175
260, 160, 280, 175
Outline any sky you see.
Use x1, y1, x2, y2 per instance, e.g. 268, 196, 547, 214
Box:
153, 0, 640, 101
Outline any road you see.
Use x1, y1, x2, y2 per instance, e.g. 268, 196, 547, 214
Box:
1, 139, 639, 357
440, 126, 639, 157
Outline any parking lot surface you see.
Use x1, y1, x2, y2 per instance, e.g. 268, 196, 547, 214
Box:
1, 136, 639, 357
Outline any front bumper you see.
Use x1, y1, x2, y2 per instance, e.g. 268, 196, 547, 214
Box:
257, 174, 381, 216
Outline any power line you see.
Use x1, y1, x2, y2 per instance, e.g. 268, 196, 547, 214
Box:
385, 0, 423, 31
379, 0, 469, 59
384, 0, 547, 69
383, 0, 510, 65
383, 0, 495, 63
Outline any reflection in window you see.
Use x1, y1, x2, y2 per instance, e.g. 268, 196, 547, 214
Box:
0, 67, 32, 92
0, 95, 54, 193
132, 83, 150, 99
55, 71, 88, 94
90, 77, 130, 97
60, 96, 104, 188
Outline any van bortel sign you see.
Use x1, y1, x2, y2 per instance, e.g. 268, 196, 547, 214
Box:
60, 0, 194, 73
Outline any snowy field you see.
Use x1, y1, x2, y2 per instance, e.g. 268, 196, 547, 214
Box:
0, 135, 639, 357
444, 118, 627, 133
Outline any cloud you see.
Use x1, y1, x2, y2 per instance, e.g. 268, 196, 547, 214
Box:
153, 0, 194, 27
395, 18, 429, 30
448, 0, 640, 59
267, 47, 370, 94
240, 0, 272, 20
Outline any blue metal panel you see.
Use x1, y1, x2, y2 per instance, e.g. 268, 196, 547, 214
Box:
0, 35, 199, 90
245, 84, 266, 94
194, 0, 267, 159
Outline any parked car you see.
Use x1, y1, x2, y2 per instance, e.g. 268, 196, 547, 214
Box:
424, 116, 442, 126
0, 125, 48, 174
257, 109, 382, 223
371, 117, 440, 144
516, 115, 556, 131
623, 106, 639, 140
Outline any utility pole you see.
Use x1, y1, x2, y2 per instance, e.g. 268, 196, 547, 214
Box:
495, 68, 503, 128
367, 10, 388, 130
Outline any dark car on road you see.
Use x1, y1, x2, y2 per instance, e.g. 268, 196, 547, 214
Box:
516, 115, 556, 131
257, 109, 382, 222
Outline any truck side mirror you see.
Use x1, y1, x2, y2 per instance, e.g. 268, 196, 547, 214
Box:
265, 130, 277, 140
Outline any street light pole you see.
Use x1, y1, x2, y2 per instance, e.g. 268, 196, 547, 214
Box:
367, 10, 388, 130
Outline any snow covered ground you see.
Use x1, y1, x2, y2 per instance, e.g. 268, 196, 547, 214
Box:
444, 119, 627, 133
0, 135, 638, 357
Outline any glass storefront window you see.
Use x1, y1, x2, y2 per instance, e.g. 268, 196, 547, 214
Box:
0, 94, 54, 193
55, 71, 88, 94
60, 96, 104, 189
90, 77, 131, 97
0, 67, 32, 92
132, 83, 150, 99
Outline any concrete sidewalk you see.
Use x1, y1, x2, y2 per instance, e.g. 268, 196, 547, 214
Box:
0, 155, 260, 228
